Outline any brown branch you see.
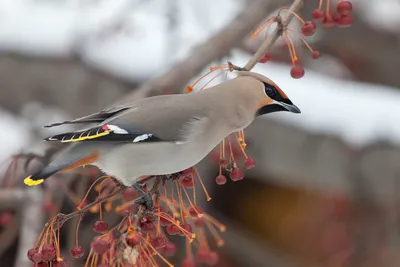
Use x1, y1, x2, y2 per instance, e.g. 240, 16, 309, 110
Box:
52, 185, 125, 230
243, 0, 305, 70
112, 0, 280, 104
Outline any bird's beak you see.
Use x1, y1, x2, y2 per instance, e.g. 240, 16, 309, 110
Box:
256, 99, 301, 116
276, 100, 301, 114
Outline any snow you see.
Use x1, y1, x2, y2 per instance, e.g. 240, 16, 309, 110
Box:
231, 51, 400, 146
0, 0, 400, 166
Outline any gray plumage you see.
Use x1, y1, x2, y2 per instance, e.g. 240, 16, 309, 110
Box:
25, 71, 300, 186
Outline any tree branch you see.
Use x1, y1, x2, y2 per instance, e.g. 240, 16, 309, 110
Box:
243, 0, 304, 70
113, 0, 280, 104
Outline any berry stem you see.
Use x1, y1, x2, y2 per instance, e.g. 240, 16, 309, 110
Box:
194, 168, 211, 201
287, 28, 315, 53
251, 17, 276, 38
326, 0, 331, 15
283, 32, 298, 66
139, 235, 174, 267
75, 215, 83, 246
319, 0, 323, 9
77, 175, 110, 209
278, 8, 306, 24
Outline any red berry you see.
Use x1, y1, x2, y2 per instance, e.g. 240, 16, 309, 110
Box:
163, 242, 176, 257
179, 223, 193, 236
32, 252, 42, 263
93, 221, 108, 233
53, 258, 68, 267
258, 52, 272, 63
181, 177, 194, 188
322, 15, 335, 28
159, 213, 173, 226
197, 250, 219, 266
312, 50, 322, 59
28, 247, 39, 262
337, 15, 352, 27
151, 236, 168, 249
43, 203, 56, 213
123, 188, 137, 201
301, 21, 316, 36
215, 175, 227, 185
126, 234, 141, 247
70, 245, 84, 259
194, 218, 206, 228
290, 66, 305, 79
207, 251, 219, 266
0, 212, 13, 226
244, 157, 256, 169
181, 258, 196, 267
337, 1, 352, 16
36, 262, 48, 267
140, 221, 155, 232
180, 168, 194, 176
188, 206, 203, 217
230, 168, 244, 181
166, 224, 180, 235
312, 9, 325, 21
40, 244, 56, 261
91, 238, 109, 255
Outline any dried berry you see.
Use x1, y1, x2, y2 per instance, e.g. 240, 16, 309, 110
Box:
258, 52, 272, 63
40, 244, 56, 261
93, 221, 108, 233
337, 1, 352, 16
215, 175, 227, 185
70, 245, 84, 259
312, 50, 322, 59
230, 168, 244, 181
312, 9, 325, 21
163, 242, 176, 257
126, 234, 141, 247
244, 157, 256, 169
28, 247, 39, 262
301, 21, 316, 36
91, 238, 108, 255
188, 206, 203, 218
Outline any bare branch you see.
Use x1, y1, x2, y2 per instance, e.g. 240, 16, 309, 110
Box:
114, 0, 280, 104
243, 0, 304, 70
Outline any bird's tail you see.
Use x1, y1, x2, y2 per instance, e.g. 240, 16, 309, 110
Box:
24, 151, 100, 186
24, 164, 66, 186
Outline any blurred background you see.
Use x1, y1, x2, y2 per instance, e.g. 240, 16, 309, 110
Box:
1, 0, 400, 266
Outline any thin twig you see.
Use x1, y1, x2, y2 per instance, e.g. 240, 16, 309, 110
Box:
243, 0, 305, 71
51, 186, 125, 231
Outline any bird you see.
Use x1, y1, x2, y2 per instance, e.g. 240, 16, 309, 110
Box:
23, 71, 300, 208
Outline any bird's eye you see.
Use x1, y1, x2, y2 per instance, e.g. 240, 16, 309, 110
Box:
263, 82, 279, 100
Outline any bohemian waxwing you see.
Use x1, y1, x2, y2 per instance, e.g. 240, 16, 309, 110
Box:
24, 71, 300, 206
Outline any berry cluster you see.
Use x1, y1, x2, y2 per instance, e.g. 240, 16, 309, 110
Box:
253, 1, 353, 79
28, 168, 226, 266
312, 0, 353, 28
208, 131, 256, 185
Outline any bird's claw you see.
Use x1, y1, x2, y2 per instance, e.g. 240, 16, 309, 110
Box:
134, 194, 153, 210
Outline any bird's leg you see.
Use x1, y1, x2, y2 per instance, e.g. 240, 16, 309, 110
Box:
133, 176, 162, 210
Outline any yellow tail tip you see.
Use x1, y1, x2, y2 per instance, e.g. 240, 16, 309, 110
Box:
24, 176, 44, 186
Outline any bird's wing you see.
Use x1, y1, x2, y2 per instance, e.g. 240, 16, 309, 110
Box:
43, 105, 132, 128
43, 94, 211, 143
